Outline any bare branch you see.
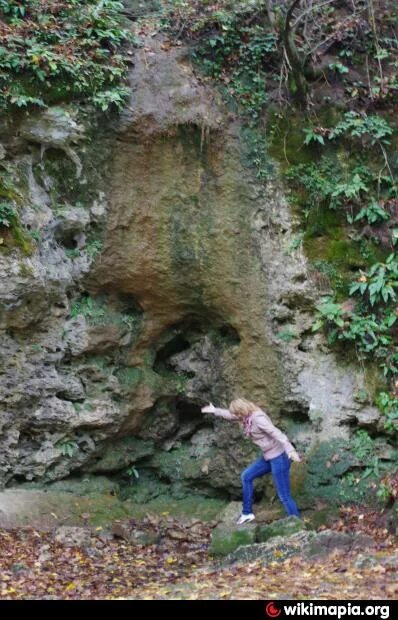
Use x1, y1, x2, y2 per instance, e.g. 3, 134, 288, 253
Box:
292, 0, 337, 30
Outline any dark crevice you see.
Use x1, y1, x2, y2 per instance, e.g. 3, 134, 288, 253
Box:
57, 232, 78, 250
283, 405, 311, 422
175, 398, 203, 422
153, 334, 191, 372
218, 324, 240, 346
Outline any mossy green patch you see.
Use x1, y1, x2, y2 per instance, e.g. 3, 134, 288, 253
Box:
119, 472, 172, 503
152, 445, 212, 482
255, 516, 305, 542
267, 109, 319, 168
304, 505, 340, 530
296, 439, 356, 505
210, 526, 256, 557
44, 475, 120, 496
123, 495, 226, 522
87, 438, 156, 474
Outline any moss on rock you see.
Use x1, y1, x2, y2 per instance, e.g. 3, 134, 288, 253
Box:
87, 438, 155, 474
255, 516, 305, 543
210, 526, 256, 557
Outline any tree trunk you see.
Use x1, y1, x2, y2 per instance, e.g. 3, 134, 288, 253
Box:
282, 0, 309, 108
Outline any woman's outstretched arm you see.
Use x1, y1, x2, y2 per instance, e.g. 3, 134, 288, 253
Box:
201, 403, 238, 420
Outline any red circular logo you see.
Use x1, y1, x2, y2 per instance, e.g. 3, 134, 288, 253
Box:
265, 602, 281, 618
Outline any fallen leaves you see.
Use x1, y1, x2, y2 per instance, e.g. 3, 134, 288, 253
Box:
0, 508, 396, 600
0, 516, 213, 600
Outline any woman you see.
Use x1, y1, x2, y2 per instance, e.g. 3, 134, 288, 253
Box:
201, 398, 301, 525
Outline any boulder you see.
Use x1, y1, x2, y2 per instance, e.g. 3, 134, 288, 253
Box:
20, 107, 84, 148
86, 437, 155, 473
225, 530, 315, 565
111, 521, 158, 545
256, 516, 306, 542
225, 527, 375, 566
304, 529, 375, 558
54, 526, 92, 547
209, 502, 256, 557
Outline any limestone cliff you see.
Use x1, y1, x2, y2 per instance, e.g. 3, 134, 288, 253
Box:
0, 35, 391, 504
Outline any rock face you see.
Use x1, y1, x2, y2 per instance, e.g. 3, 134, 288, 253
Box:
224, 528, 374, 564
209, 501, 257, 557
0, 35, 389, 506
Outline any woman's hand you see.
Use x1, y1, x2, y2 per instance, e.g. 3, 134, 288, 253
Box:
288, 450, 301, 463
201, 402, 216, 414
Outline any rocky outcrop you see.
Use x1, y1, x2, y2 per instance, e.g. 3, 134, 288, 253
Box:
0, 34, 389, 505
224, 528, 374, 564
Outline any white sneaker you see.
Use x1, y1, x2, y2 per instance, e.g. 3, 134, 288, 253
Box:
236, 513, 255, 525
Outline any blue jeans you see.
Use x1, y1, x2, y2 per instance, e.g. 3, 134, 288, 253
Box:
241, 452, 300, 517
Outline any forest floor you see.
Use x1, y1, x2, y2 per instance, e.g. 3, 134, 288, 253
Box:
0, 505, 397, 600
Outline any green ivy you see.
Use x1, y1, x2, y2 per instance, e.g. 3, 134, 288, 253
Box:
0, 0, 136, 111
191, 11, 278, 120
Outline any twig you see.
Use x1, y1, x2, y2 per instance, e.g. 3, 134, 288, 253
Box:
379, 143, 397, 190
292, 0, 337, 29
308, 8, 367, 57
365, 54, 373, 101
283, 131, 291, 166
368, 0, 384, 84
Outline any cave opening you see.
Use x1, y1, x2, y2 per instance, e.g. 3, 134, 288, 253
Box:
153, 333, 191, 372
175, 398, 204, 423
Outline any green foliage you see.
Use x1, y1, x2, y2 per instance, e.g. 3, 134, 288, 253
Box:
57, 439, 79, 458
28, 230, 42, 244
313, 263, 396, 359
376, 392, 398, 432
0, 197, 33, 254
30, 343, 43, 352
303, 127, 326, 146
285, 158, 367, 215
70, 295, 106, 321
86, 238, 103, 258
91, 86, 130, 112
313, 253, 398, 431
354, 200, 389, 225
331, 173, 369, 204
191, 8, 278, 119
338, 431, 391, 503
65, 248, 81, 259
285, 156, 339, 211
0, 202, 18, 227
69, 294, 141, 334
328, 112, 393, 145
276, 328, 296, 343
286, 233, 303, 254
376, 482, 394, 504
303, 116, 396, 403
125, 466, 140, 484
351, 429, 376, 462
350, 254, 398, 307
328, 62, 349, 75
0, 0, 135, 111
292, 113, 395, 219
311, 260, 345, 293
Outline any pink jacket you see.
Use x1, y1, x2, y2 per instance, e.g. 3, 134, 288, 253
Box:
213, 407, 295, 460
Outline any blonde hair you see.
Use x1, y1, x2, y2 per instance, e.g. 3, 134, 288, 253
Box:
229, 398, 259, 419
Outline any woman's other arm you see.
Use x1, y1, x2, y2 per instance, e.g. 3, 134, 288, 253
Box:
255, 414, 301, 461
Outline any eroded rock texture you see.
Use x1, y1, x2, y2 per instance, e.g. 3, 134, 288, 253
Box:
0, 38, 386, 502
